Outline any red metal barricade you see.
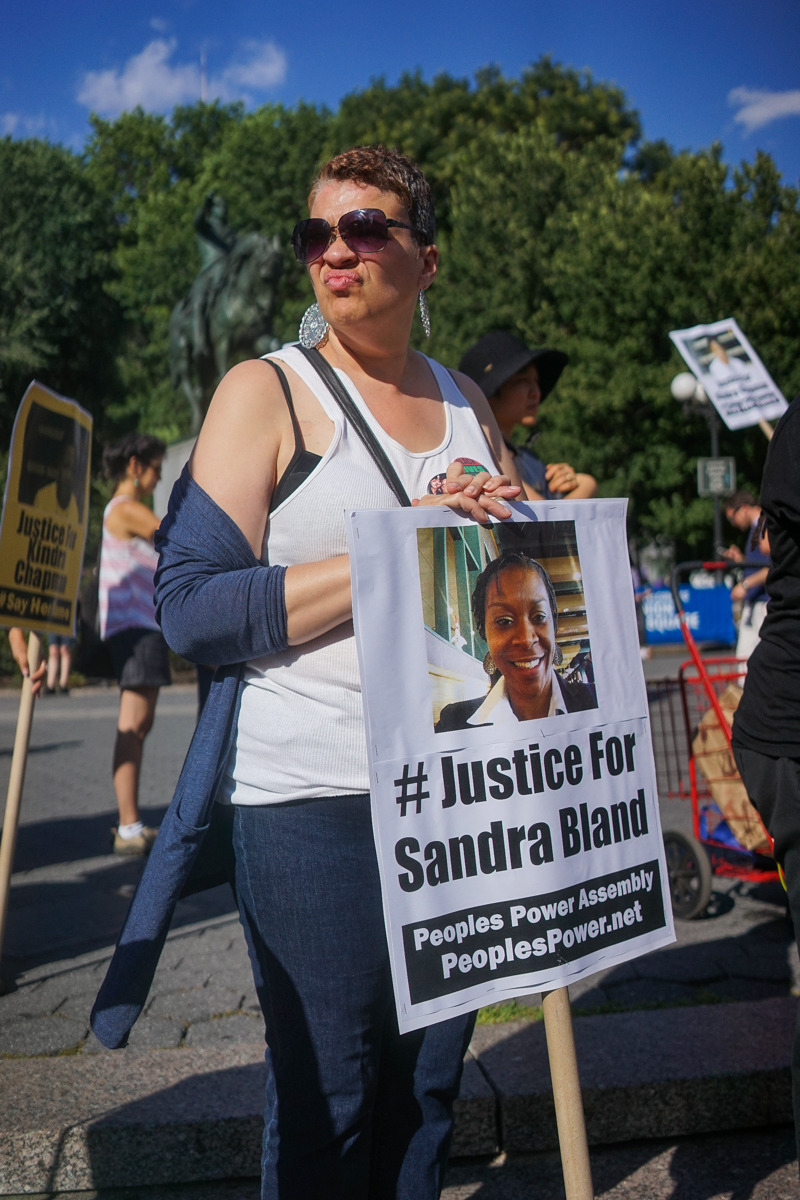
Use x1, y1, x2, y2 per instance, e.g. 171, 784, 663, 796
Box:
647, 562, 778, 918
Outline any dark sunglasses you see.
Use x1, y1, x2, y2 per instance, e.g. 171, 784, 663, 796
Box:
291, 208, 426, 265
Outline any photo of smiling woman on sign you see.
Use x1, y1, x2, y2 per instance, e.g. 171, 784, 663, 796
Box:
435, 551, 597, 730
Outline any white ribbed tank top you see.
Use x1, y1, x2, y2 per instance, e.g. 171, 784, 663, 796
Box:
224, 345, 497, 805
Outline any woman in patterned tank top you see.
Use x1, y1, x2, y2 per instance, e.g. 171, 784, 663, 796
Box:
99, 433, 170, 856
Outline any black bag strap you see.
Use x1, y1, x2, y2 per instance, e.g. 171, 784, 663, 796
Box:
296, 344, 412, 507
262, 355, 295, 413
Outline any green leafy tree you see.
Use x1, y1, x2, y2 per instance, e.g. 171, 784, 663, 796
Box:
194, 101, 331, 345
430, 114, 799, 554
326, 58, 639, 234
83, 103, 247, 440
32, 60, 795, 557
0, 136, 121, 448
539, 150, 796, 549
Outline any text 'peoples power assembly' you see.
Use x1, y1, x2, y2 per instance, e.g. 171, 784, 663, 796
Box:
394, 726, 665, 1005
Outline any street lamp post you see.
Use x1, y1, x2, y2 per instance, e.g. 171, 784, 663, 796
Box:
671, 372, 725, 552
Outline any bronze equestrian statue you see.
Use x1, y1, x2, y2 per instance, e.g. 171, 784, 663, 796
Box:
169, 195, 284, 432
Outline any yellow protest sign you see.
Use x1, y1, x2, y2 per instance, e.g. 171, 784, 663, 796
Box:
0, 382, 92, 635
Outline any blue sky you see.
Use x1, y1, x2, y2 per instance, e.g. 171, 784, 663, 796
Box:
2, 0, 799, 185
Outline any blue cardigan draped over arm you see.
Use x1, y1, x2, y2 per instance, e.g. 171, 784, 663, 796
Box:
154, 463, 287, 665
91, 467, 288, 1048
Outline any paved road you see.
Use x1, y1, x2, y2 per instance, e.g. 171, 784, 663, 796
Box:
0, 682, 233, 975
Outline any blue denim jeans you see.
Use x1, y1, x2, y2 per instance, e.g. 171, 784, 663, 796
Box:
232, 794, 475, 1200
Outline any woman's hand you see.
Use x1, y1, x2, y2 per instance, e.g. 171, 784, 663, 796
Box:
412, 461, 521, 524
544, 463, 598, 499
545, 462, 578, 494
8, 628, 46, 697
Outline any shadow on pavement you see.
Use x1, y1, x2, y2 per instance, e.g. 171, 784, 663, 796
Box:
2, 794, 239, 983
445, 1125, 797, 1198
573, 909, 795, 1012
0, 738, 83, 758
75, 1064, 264, 1195
25, 1080, 797, 1199
7, 807, 169, 871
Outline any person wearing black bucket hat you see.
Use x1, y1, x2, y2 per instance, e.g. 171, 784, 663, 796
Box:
459, 330, 597, 501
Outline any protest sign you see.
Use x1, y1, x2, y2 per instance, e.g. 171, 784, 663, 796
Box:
0, 384, 91, 977
669, 318, 787, 431
348, 499, 675, 1032
0, 382, 92, 635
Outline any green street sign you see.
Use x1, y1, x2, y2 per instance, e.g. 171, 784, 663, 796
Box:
697, 456, 736, 497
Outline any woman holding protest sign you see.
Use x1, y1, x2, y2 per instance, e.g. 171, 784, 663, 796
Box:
99, 433, 169, 856
93, 146, 522, 1198
437, 553, 597, 730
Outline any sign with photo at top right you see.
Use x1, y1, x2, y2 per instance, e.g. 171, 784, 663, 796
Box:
669, 318, 787, 431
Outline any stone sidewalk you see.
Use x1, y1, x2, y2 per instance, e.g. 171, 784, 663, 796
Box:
1, 872, 797, 1059
0, 992, 796, 1194
1, 859, 796, 1056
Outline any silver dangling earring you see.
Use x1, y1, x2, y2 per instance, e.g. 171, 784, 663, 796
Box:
418, 289, 431, 338
553, 644, 564, 667
483, 652, 497, 676
299, 303, 328, 349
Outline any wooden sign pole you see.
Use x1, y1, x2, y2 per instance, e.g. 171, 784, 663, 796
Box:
542, 986, 594, 1200
0, 631, 41, 992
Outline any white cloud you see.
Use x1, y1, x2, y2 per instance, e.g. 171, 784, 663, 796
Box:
77, 39, 200, 115
1, 111, 52, 138
75, 36, 287, 118
729, 86, 800, 134
224, 40, 287, 91
150, 17, 170, 34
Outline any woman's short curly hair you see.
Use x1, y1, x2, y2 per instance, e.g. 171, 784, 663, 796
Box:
308, 145, 436, 245
471, 552, 559, 642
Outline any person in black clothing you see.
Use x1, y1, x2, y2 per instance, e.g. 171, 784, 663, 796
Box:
458, 331, 597, 501
436, 552, 597, 731
731, 392, 800, 1164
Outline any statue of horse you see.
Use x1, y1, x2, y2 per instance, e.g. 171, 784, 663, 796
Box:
169, 231, 284, 433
